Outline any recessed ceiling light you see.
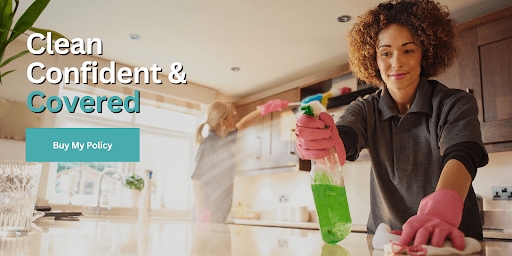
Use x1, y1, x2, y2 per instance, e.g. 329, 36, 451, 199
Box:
231, 67, 240, 71
337, 15, 351, 22
128, 34, 140, 40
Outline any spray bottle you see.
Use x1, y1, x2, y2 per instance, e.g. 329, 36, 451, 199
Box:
301, 101, 352, 244
138, 169, 152, 221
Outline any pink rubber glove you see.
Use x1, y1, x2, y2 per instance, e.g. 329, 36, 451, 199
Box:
295, 112, 346, 165
257, 99, 291, 116
397, 188, 465, 251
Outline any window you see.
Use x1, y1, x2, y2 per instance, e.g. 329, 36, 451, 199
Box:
47, 83, 201, 212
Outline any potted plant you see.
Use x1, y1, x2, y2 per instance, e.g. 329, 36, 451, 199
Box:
125, 173, 144, 208
1, 0, 66, 83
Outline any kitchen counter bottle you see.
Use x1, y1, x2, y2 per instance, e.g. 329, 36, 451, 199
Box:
301, 102, 352, 244
138, 169, 152, 221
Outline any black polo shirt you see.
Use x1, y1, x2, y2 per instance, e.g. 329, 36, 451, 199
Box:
336, 78, 488, 240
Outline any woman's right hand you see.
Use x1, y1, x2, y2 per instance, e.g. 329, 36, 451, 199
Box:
295, 112, 346, 165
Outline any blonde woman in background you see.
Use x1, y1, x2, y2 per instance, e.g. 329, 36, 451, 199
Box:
191, 99, 289, 223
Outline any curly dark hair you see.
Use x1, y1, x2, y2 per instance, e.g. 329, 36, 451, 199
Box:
346, 0, 457, 87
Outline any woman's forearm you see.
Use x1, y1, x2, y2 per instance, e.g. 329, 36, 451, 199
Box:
436, 159, 472, 201
236, 109, 262, 131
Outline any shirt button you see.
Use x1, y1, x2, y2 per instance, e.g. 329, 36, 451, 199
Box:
400, 146, 406, 151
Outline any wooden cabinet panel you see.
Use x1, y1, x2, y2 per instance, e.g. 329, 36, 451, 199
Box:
479, 36, 512, 145
457, 28, 484, 122
477, 17, 512, 46
436, 7, 512, 153
236, 100, 260, 121
478, 17, 512, 149
480, 37, 512, 123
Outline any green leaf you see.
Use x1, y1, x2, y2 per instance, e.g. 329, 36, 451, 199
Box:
28, 27, 69, 41
0, 0, 13, 44
9, 0, 51, 43
12, 0, 19, 16
0, 69, 16, 78
0, 49, 31, 69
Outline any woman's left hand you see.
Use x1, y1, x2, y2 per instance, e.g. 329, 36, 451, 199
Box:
397, 189, 465, 250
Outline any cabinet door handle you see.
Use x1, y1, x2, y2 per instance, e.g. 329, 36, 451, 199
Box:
290, 129, 296, 155
256, 136, 261, 159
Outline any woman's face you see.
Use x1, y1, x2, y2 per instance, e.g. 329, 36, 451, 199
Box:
376, 24, 422, 93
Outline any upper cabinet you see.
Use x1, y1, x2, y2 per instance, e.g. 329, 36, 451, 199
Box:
434, 6, 512, 153
267, 89, 300, 169
235, 98, 269, 172
235, 89, 300, 175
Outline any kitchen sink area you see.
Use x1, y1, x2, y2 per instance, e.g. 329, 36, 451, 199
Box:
37, 204, 192, 221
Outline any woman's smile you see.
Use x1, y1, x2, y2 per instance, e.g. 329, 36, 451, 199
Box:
389, 73, 407, 80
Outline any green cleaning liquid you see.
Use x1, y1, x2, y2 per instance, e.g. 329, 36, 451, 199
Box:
311, 184, 352, 244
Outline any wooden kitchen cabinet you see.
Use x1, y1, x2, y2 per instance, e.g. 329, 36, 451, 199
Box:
434, 6, 512, 153
235, 89, 300, 173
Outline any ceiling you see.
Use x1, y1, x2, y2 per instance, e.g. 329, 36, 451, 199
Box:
17, 0, 512, 100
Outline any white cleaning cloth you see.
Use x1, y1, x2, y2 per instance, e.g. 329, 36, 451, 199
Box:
372, 223, 481, 255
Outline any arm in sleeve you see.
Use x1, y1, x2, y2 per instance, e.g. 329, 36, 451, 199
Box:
336, 99, 369, 161
442, 141, 488, 181
438, 92, 488, 160
437, 91, 489, 200
337, 125, 359, 161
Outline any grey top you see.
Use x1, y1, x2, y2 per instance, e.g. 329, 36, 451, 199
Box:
191, 129, 238, 223
336, 78, 487, 239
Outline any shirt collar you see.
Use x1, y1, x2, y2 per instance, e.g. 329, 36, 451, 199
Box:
378, 77, 433, 120
208, 130, 221, 141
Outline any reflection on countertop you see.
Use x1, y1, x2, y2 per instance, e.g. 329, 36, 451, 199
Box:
3, 217, 510, 256
232, 218, 368, 233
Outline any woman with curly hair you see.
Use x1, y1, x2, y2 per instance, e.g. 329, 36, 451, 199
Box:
295, 0, 488, 251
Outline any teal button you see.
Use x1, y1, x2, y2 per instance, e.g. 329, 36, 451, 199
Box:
26, 128, 140, 162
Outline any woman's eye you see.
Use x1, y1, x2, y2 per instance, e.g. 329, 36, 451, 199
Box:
405, 49, 414, 53
381, 52, 390, 57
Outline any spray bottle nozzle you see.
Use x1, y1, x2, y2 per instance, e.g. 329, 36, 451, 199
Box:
301, 105, 315, 117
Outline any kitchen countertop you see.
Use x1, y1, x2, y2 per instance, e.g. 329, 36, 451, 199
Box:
4, 216, 510, 256
232, 219, 512, 240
